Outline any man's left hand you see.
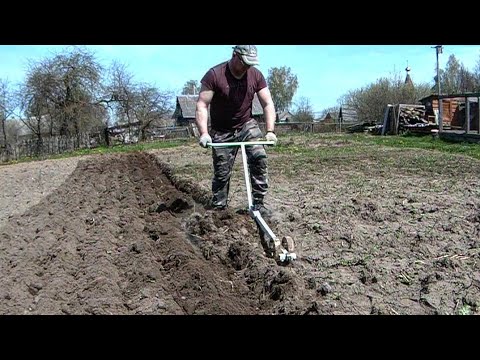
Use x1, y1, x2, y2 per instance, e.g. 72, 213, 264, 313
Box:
266, 131, 277, 145
199, 134, 212, 148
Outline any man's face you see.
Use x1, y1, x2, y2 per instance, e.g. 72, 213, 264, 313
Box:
236, 53, 251, 69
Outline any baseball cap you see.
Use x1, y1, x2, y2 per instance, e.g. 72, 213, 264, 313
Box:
232, 45, 259, 66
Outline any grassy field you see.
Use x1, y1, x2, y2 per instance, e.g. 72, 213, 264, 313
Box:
4, 132, 480, 166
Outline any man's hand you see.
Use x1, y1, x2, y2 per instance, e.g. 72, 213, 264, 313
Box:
265, 131, 277, 146
199, 134, 212, 148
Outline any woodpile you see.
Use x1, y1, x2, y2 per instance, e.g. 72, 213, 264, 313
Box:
382, 104, 433, 135
399, 106, 427, 126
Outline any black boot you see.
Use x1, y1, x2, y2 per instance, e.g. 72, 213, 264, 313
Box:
208, 198, 227, 211
252, 199, 273, 219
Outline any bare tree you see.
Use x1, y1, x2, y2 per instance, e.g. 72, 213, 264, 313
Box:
22, 46, 104, 138
473, 55, 480, 91
340, 71, 432, 123
292, 96, 315, 122
102, 61, 177, 141
18, 81, 49, 154
132, 83, 174, 141
0, 79, 18, 148
105, 61, 137, 127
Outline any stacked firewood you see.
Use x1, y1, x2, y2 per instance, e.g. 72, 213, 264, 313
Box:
399, 106, 427, 125
382, 104, 430, 135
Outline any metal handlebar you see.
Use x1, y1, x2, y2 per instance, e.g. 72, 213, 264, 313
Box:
207, 141, 275, 148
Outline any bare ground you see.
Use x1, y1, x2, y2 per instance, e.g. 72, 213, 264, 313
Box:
1, 134, 479, 315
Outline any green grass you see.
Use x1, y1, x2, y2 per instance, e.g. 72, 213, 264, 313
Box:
457, 304, 472, 315
271, 132, 480, 161
350, 133, 480, 160
4, 131, 480, 166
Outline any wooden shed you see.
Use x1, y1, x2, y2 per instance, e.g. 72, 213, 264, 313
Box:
419, 93, 480, 131
173, 95, 198, 126
338, 105, 359, 125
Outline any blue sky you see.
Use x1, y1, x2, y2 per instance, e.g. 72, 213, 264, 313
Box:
2, 45, 480, 115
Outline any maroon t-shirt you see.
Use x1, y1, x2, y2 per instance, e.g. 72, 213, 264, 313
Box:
201, 61, 267, 131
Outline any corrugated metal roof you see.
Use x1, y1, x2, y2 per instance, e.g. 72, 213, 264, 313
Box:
175, 94, 263, 119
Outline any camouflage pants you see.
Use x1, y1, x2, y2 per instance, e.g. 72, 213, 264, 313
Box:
210, 119, 268, 208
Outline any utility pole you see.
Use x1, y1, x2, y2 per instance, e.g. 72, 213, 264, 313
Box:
432, 45, 443, 130
433, 45, 443, 96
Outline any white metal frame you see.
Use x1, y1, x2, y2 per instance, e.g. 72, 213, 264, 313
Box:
208, 141, 296, 262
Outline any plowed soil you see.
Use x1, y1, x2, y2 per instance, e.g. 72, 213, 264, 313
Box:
1, 134, 479, 315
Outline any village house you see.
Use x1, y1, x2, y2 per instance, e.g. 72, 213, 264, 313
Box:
173, 94, 265, 127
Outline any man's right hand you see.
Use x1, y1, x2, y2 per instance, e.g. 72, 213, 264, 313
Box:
199, 134, 212, 148
265, 131, 277, 146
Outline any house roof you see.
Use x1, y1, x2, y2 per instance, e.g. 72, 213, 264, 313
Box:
176, 95, 198, 119
175, 94, 264, 119
277, 111, 293, 120
419, 92, 480, 103
251, 94, 263, 115
324, 112, 336, 119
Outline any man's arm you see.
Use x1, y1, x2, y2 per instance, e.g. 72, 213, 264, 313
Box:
257, 87, 276, 133
195, 84, 214, 136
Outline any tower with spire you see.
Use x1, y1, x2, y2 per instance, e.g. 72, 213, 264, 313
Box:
404, 61, 413, 86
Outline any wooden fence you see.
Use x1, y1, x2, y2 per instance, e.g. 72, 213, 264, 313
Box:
0, 132, 99, 163
1, 122, 342, 163
259, 122, 340, 134
0, 126, 193, 163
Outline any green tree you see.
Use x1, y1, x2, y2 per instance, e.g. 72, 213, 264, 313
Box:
267, 66, 298, 112
182, 80, 200, 95
440, 54, 476, 93
441, 54, 461, 94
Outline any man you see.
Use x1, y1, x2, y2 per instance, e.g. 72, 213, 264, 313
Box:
195, 45, 277, 217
